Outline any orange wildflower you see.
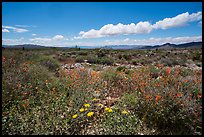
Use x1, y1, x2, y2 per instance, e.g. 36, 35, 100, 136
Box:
156, 95, 162, 101
145, 95, 152, 101
166, 67, 171, 75
22, 104, 26, 108
197, 93, 202, 99
176, 93, 182, 98
157, 63, 164, 68
183, 79, 188, 83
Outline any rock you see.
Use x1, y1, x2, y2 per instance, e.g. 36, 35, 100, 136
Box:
114, 63, 121, 66
88, 68, 93, 75
64, 64, 69, 69
86, 62, 92, 66
70, 64, 75, 69
131, 65, 136, 69
102, 65, 110, 70
93, 93, 101, 98
156, 76, 162, 80
125, 64, 131, 69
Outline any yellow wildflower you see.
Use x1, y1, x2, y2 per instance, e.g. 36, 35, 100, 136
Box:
84, 104, 90, 107
72, 114, 78, 119
105, 107, 113, 112
87, 112, 94, 117
108, 108, 113, 113
105, 107, 110, 111
122, 110, 128, 115
80, 108, 85, 112
98, 103, 103, 107
93, 98, 97, 101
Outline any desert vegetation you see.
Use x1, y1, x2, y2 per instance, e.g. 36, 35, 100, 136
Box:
2, 47, 202, 135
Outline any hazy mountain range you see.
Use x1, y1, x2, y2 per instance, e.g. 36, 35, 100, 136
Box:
2, 41, 202, 50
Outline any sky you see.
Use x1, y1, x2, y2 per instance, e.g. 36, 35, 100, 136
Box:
2, 2, 202, 47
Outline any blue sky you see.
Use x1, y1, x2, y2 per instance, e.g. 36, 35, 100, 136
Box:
2, 2, 202, 47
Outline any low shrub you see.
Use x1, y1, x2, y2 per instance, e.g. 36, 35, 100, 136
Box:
38, 56, 60, 72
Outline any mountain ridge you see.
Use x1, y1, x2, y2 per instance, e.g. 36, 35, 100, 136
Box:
2, 41, 202, 49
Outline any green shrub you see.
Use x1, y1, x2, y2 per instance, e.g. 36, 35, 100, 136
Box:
75, 56, 85, 63
132, 60, 138, 65
38, 56, 60, 71
77, 51, 88, 56
192, 52, 202, 61
116, 66, 126, 72
87, 56, 99, 64
99, 57, 114, 65
122, 54, 131, 60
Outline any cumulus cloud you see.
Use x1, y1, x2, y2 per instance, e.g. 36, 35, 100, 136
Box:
32, 34, 37, 36
2, 29, 9, 32
53, 35, 64, 40
152, 12, 202, 29
75, 22, 153, 39
2, 25, 29, 33
75, 11, 202, 39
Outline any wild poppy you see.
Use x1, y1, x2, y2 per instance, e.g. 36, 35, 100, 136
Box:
176, 93, 182, 98
156, 95, 162, 101
166, 67, 171, 75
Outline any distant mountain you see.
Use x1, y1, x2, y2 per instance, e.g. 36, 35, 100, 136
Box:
140, 43, 177, 50
139, 42, 202, 50
3, 44, 47, 49
176, 42, 202, 48
102, 42, 202, 50
2, 41, 202, 50
102, 45, 145, 49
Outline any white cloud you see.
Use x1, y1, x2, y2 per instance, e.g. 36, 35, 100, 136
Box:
75, 11, 202, 39
2, 26, 15, 29
29, 35, 64, 45
105, 36, 202, 46
152, 12, 202, 29
2, 25, 29, 33
123, 38, 129, 42
2, 29, 9, 33
14, 28, 29, 33
15, 25, 30, 28
32, 34, 37, 36
198, 20, 202, 26
75, 22, 153, 39
2, 37, 24, 45
29, 37, 52, 42
3, 35, 201, 47
53, 35, 64, 40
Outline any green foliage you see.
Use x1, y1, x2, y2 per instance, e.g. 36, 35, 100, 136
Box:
132, 60, 138, 65
75, 56, 85, 63
116, 66, 126, 72
77, 51, 88, 56
122, 54, 131, 60
38, 56, 60, 71
192, 52, 202, 61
